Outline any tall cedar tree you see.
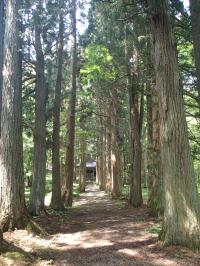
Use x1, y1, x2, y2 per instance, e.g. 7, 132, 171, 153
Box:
147, 89, 162, 216
147, 0, 200, 248
0, 0, 4, 137
125, 44, 143, 207
110, 91, 122, 197
28, 3, 47, 215
146, 38, 162, 216
63, 0, 77, 206
0, 0, 27, 230
51, 0, 64, 210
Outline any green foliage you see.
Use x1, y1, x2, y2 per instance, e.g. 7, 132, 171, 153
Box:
81, 44, 116, 83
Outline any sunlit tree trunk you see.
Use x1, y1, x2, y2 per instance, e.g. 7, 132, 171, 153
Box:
124, 28, 143, 206
103, 127, 107, 188
189, 0, 200, 107
63, 0, 77, 206
96, 155, 100, 184
148, 0, 200, 249
127, 47, 143, 207
95, 99, 106, 190
99, 113, 105, 190
110, 91, 121, 198
106, 112, 112, 192
0, 0, 27, 230
0, 0, 4, 136
29, 8, 47, 215
51, 0, 64, 210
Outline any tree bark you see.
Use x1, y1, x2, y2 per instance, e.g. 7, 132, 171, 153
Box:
129, 92, 143, 207
0, 0, 27, 231
127, 47, 143, 207
146, 36, 162, 216
0, 0, 4, 136
79, 133, 86, 192
96, 155, 100, 185
147, 90, 162, 216
106, 113, 112, 192
189, 0, 200, 107
63, 0, 77, 206
29, 9, 47, 215
110, 91, 121, 198
148, 0, 200, 249
51, 0, 64, 211
99, 113, 105, 190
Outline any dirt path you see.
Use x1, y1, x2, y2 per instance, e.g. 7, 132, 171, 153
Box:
1, 183, 200, 265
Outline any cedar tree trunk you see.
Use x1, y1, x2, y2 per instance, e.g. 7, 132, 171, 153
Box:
148, 0, 200, 249
0, 0, 27, 231
29, 16, 47, 215
63, 0, 77, 206
51, 0, 64, 210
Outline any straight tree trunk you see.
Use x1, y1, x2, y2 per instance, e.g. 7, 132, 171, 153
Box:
63, 0, 77, 206
51, 0, 64, 210
129, 90, 143, 207
0, 0, 4, 136
110, 134, 121, 197
103, 129, 107, 187
74, 138, 79, 182
148, 0, 200, 249
102, 104, 107, 190
127, 47, 143, 207
189, 0, 200, 107
99, 114, 105, 190
106, 113, 112, 192
0, 0, 27, 231
146, 37, 162, 216
110, 91, 121, 198
96, 101, 106, 190
96, 155, 100, 184
147, 90, 162, 216
79, 133, 86, 192
29, 11, 47, 215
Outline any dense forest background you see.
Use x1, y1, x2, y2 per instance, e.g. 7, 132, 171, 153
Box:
1, 0, 200, 252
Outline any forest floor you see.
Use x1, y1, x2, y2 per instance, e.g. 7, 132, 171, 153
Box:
1, 183, 200, 266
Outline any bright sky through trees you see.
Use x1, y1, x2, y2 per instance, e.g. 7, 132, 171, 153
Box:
183, 0, 189, 8
77, 0, 190, 35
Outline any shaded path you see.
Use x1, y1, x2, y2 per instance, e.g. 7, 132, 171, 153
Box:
36, 183, 200, 266
1, 183, 200, 265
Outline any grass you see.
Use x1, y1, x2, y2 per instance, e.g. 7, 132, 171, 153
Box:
146, 224, 162, 235
0, 243, 33, 264
3, 251, 27, 261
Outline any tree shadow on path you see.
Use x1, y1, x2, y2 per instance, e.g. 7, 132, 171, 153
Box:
33, 183, 200, 266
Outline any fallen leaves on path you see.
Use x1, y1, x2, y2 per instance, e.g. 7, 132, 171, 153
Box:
1, 183, 200, 265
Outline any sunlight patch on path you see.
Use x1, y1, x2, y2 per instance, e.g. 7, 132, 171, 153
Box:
55, 230, 114, 249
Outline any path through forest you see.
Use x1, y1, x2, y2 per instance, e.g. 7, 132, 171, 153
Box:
1, 183, 200, 265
